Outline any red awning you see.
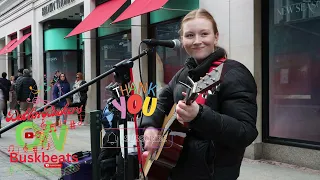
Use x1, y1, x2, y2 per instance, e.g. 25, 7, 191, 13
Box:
4, 33, 31, 53
112, 0, 168, 24
0, 39, 17, 55
65, 0, 126, 38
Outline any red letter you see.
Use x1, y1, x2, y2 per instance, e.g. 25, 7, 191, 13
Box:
72, 155, 78, 162
10, 153, 18, 162
51, 155, 58, 163
42, 152, 50, 162
127, 94, 142, 115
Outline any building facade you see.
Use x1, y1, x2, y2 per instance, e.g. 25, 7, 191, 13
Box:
0, 0, 319, 171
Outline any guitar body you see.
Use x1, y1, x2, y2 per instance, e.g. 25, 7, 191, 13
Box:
142, 104, 188, 179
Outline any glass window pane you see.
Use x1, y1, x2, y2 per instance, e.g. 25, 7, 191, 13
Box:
269, 0, 320, 142
45, 51, 78, 101
99, 32, 132, 108
155, 20, 188, 95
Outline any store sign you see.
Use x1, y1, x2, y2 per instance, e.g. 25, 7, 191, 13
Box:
277, 1, 320, 16
42, 0, 76, 16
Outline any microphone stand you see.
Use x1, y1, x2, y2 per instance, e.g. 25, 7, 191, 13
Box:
0, 47, 152, 135
0, 48, 152, 180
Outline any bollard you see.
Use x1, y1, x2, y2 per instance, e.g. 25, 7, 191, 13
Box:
90, 110, 102, 180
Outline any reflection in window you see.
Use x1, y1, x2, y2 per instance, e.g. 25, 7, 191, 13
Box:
45, 51, 79, 101
10, 49, 18, 76
99, 32, 132, 108
155, 20, 188, 95
269, 0, 320, 143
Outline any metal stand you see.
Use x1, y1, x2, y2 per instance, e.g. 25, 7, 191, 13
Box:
0, 48, 153, 180
0, 48, 152, 135
113, 62, 139, 180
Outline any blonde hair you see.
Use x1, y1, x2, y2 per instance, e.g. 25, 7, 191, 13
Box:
179, 8, 219, 36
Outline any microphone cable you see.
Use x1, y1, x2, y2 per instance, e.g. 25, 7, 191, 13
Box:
138, 41, 147, 180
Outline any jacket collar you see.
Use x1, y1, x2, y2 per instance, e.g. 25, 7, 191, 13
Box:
185, 47, 226, 81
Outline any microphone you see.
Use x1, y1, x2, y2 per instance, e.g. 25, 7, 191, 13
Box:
142, 39, 181, 50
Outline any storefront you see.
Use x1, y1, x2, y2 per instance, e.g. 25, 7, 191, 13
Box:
96, 0, 132, 109
263, 0, 320, 149
0, 0, 85, 102
42, 19, 83, 100
0, 0, 319, 170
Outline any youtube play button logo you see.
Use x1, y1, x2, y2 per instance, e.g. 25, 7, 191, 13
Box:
25, 132, 34, 139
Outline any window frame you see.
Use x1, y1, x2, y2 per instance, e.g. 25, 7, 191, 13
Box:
148, 16, 185, 97
262, 0, 320, 150
96, 29, 132, 110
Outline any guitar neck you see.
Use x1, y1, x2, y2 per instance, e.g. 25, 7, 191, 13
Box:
184, 88, 198, 105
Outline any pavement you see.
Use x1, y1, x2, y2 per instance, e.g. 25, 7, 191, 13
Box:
0, 114, 320, 180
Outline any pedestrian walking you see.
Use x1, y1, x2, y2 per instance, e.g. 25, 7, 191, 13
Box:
0, 72, 11, 117
52, 73, 70, 126
16, 69, 37, 115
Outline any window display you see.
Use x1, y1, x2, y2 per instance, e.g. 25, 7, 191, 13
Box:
45, 51, 79, 101
154, 20, 188, 95
99, 32, 132, 108
268, 0, 320, 142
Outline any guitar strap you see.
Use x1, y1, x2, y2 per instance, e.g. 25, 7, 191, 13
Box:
183, 57, 226, 128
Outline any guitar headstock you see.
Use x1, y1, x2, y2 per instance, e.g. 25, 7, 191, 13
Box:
194, 63, 225, 93
182, 63, 225, 105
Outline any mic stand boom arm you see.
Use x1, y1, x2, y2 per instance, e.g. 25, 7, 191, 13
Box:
0, 48, 152, 135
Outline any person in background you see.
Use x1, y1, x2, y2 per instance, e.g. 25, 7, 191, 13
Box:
50, 70, 60, 87
16, 69, 37, 115
0, 83, 6, 138
14, 68, 23, 81
0, 72, 11, 117
53, 73, 70, 126
9, 76, 17, 113
72, 72, 88, 126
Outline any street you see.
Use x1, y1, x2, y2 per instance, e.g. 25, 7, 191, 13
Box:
0, 114, 320, 180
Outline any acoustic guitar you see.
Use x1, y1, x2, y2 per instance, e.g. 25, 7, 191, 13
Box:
142, 63, 225, 178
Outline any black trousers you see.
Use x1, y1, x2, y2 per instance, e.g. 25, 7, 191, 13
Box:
72, 102, 86, 122
3, 101, 7, 117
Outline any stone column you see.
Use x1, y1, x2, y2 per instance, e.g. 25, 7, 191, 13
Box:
17, 30, 24, 69
83, 0, 97, 123
200, 0, 263, 159
200, 0, 231, 53
130, 7, 149, 91
5, 36, 12, 76
31, 13, 44, 107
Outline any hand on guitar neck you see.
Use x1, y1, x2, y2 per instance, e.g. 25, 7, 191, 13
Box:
176, 92, 200, 123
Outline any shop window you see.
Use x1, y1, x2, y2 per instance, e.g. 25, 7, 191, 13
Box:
99, 32, 132, 108
268, 0, 320, 143
10, 49, 18, 76
23, 36, 32, 71
154, 20, 188, 95
45, 51, 79, 101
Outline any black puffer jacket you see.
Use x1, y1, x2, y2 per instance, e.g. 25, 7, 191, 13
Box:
140, 48, 258, 180
16, 74, 37, 102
